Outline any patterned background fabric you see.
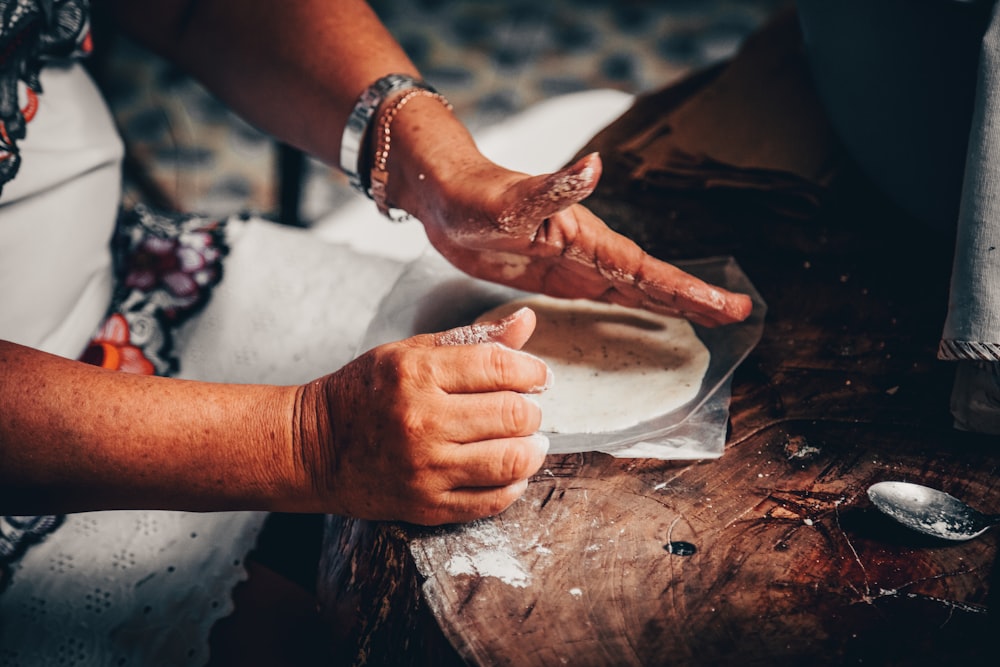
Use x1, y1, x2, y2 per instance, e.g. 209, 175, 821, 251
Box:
99, 0, 786, 223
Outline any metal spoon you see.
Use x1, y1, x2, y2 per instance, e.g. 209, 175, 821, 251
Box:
867, 481, 1000, 541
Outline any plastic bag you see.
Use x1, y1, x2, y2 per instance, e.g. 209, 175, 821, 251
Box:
359, 250, 766, 460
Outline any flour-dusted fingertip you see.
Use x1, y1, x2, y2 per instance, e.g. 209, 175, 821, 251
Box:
530, 432, 550, 456
509, 347, 552, 393
508, 305, 533, 321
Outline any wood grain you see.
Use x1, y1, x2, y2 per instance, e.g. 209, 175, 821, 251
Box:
318, 164, 1000, 666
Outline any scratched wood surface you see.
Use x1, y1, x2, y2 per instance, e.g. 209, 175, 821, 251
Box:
317, 167, 1000, 666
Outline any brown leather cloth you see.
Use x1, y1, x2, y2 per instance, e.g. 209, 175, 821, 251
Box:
580, 9, 840, 219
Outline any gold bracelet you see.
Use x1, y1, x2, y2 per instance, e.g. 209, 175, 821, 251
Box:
340, 74, 437, 196
370, 88, 453, 221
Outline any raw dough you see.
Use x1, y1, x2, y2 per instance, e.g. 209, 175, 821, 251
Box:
476, 295, 710, 433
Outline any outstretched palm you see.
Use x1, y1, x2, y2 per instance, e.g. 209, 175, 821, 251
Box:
422, 152, 752, 328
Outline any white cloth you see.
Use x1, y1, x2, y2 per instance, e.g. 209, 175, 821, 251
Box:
0, 63, 122, 359
0, 511, 264, 667
941, 0, 1000, 361
174, 218, 404, 387
0, 217, 406, 665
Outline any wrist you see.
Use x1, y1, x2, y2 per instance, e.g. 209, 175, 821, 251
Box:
180, 382, 307, 512
373, 93, 486, 222
340, 73, 434, 196
239, 383, 310, 510
370, 89, 452, 219
282, 379, 340, 513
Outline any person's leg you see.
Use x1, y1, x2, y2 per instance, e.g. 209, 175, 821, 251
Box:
940, 0, 1000, 434
796, 0, 989, 229
797, 0, 1000, 433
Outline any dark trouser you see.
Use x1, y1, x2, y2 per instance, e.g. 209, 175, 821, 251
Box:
796, 0, 992, 230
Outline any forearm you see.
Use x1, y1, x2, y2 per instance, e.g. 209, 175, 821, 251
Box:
0, 340, 302, 514
104, 0, 491, 223
101, 0, 480, 190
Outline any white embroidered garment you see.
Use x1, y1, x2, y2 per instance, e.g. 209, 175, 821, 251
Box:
941, 0, 1000, 361
0, 62, 121, 359
0, 218, 406, 665
0, 58, 269, 666
1, 511, 265, 666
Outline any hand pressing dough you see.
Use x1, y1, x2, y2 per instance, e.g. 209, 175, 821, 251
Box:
476, 295, 710, 433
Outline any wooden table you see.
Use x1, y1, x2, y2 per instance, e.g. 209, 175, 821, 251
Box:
316, 166, 1000, 666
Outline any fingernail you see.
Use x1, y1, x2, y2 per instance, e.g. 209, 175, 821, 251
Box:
512, 349, 553, 392
507, 306, 531, 321
530, 433, 550, 455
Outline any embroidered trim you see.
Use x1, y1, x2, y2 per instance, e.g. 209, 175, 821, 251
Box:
1, 205, 235, 593
0, 0, 91, 194
938, 339, 1000, 362
81, 204, 233, 376
0, 515, 64, 592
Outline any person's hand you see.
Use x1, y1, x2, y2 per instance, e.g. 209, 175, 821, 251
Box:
417, 152, 752, 328
291, 308, 551, 525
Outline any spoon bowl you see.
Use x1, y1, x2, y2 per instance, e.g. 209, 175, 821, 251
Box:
867, 481, 1000, 541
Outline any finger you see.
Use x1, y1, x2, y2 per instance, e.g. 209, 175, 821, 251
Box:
594, 254, 752, 326
426, 341, 552, 396
423, 308, 552, 394
631, 254, 753, 326
432, 306, 536, 350
558, 205, 752, 326
427, 391, 543, 443
496, 153, 603, 236
446, 433, 550, 488
417, 479, 531, 525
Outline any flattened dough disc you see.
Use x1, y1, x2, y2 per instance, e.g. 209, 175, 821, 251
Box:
477, 296, 710, 433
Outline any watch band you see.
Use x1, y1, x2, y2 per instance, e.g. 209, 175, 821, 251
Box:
339, 73, 437, 196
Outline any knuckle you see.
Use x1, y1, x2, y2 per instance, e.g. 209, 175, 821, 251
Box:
398, 404, 431, 440
483, 481, 526, 517
378, 346, 437, 391
497, 441, 532, 482
412, 499, 444, 526
484, 493, 512, 517
391, 349, 427, 385
400, 475, 446, 525
472, 490, 512, 519
486, 345, 549, 394
485, 344, 517, 386
500, 392, 540, 434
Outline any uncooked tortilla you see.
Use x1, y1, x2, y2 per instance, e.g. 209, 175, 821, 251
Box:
476, 295, 710, 433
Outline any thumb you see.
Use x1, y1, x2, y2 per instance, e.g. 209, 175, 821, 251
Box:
432, 306, 536, 350
498, 153, 602, 235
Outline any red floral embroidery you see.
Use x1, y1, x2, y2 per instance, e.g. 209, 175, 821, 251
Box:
79, 313, 155, 375
124, 230, 221, 310
77, 206, 231, 377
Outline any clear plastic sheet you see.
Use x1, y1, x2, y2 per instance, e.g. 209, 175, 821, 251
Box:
359, 251, 766, 460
